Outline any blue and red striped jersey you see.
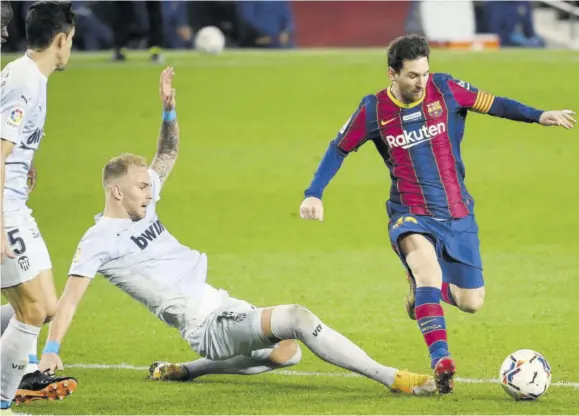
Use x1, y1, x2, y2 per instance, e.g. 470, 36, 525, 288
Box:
323, 72, 542, 220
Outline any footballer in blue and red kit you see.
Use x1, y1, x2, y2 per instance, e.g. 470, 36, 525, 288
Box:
299, 35, 575, 394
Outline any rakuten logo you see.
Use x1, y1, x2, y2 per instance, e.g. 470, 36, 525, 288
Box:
386, 122, 446, 149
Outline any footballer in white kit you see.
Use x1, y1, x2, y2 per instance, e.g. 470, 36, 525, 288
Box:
0, 1, 77, 409
39, 68, 438, 397
1, 47, 50, 287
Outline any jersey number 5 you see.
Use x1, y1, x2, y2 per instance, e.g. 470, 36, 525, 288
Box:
7, 229, 27, 256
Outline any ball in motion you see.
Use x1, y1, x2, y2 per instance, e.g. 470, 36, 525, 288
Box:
499, 349, 551, 401
195, 26, 225, 55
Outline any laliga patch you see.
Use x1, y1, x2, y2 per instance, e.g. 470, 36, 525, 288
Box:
456, 80, 471, 90
7, 108, 24, 127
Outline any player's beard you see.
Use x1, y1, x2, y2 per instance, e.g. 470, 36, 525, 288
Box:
403, 89, 422, 104
127, 209, 145, 222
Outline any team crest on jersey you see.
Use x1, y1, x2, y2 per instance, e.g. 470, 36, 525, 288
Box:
427, 101, 443, 118
7, 108, 24, 126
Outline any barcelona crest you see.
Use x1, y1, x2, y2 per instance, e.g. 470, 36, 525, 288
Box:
427, 101, 443, 118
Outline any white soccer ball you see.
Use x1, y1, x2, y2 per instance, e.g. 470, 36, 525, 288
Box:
195, 26, 225, 55
499, 349, 552, 401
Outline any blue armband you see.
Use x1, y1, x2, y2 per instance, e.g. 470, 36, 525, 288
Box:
43, 341, 60, 354
162, 110, 176, 122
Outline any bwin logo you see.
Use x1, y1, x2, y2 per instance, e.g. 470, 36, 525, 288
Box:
27, 129, 42, 145
386, 122, 446, 149
131, 220, 166, 250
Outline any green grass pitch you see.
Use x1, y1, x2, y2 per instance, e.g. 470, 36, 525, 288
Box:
2, 48, 578, 415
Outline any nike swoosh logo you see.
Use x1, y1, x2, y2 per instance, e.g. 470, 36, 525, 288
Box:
420, 319, 436, 326
380, 117, 396, 126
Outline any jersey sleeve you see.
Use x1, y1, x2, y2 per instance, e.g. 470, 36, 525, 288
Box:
439, 73, 542, 123
438, 73, 495, 114
335, 96, 372, 155
68, 230, 111, 279
0, 71, 35, 144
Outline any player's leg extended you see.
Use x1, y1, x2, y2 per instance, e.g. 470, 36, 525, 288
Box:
398, 234, 455, 394
150, 340, 302, 381
262, 305, 436, 395
14, 269, 78, 405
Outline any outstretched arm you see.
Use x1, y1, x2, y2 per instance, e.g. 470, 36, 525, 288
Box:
446, 78, 576, 129
39, 276, 91, 373
150, 67, 180, 187
300, 96, 372, 221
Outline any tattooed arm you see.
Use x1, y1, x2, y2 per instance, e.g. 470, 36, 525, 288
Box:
150, 67, 179, 187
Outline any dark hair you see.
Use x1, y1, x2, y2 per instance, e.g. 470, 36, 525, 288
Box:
387, 34, 430, 73
25, 1, 76, 50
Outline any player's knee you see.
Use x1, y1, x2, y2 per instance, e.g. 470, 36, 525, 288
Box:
456, 289, 485, 314
267, 340, 302, 367
271, 304, 317, 340
406, 250, 442, 287
287, 304, 317, 330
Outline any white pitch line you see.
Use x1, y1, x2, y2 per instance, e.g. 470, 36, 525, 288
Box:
66, 363, 579, 388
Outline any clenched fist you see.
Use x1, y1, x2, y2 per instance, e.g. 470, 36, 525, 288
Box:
300, 197, 324, 221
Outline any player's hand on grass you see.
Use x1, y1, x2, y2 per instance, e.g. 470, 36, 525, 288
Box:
539, 110, 576, 129
300, 197, 324, 221
1, 230, 16, 263
27, 167, 37, 193
39, 353, 64, 374
159, 66, 176, 111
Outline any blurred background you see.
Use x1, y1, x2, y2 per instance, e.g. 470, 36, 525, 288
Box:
3, 0, 579, 57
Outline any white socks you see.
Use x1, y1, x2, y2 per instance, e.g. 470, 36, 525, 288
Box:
270, 304, 397, 387
0, 318, 41, 406
0, 304, 38, 375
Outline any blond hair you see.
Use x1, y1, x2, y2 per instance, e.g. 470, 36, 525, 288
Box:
102, 153, 147, 187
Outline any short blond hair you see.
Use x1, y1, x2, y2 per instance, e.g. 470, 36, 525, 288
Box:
102, 153, 147, 187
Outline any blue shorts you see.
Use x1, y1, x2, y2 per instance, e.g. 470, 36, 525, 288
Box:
388, 214, 484, 289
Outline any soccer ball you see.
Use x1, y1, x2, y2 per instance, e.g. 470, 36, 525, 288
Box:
195, 26, 225, 55
499, 349, 552, 401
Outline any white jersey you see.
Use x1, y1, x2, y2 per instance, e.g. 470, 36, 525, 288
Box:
69, 170, 211, 331
1, 54, 48, 212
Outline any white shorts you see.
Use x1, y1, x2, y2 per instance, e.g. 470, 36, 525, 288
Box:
1, 208, 52, 289
184, 287, 274, 361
